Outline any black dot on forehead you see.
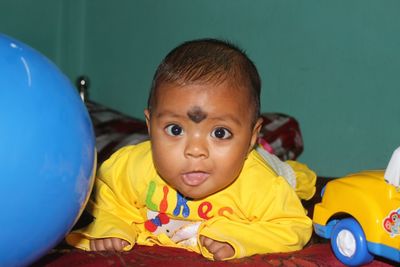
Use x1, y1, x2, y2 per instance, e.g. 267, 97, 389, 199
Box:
187, 106, 207, 123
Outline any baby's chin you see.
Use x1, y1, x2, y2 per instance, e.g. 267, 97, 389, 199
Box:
178, 190, 209, 201
177, 186, 222, 201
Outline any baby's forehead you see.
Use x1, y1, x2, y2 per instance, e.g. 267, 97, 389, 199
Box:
153, 79, 254, 114
181, 80, 250, 97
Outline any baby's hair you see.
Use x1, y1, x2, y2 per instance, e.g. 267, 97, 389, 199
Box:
147, 38, 261, 125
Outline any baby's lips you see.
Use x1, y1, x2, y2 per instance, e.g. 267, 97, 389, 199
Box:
182, 171, 209, 186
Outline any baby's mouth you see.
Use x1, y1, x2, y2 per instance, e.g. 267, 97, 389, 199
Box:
182, 171, 209, 186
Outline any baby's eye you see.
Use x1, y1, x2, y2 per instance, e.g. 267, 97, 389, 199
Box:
165, 124, 184, 136
211, 127, 232, 139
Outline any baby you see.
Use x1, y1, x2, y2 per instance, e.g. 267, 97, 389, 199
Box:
67, 38, 316, 260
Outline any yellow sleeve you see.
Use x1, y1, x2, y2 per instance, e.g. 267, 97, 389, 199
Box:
197, 177, 312, 260
287, 160, 317, 201
66, 146, 146, 251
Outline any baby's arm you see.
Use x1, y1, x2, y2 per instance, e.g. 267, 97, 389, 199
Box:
198, 178, 312, 259
66, 178, 140, 251
66, 146, 144, 251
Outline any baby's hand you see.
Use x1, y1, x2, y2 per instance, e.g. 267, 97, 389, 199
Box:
90, 237, 129, 251
200, 235, 234, 261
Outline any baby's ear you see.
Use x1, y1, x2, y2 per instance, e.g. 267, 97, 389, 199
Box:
249, 117, 263, 152
144, 109, 151, 132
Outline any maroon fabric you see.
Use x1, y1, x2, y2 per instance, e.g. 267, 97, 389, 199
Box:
32, 243, 393, 267
86, 101, 148, 163
258, 113, 303, 160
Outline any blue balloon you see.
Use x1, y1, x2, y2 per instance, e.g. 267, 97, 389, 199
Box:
0, 34, 96, 267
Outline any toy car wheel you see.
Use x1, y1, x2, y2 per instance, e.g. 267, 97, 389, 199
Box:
331, 218, 374, 266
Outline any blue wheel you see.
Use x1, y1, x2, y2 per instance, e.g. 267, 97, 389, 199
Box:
331, 218, 374, 266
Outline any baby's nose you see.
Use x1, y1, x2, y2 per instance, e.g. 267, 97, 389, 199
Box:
184, 137, 209, 159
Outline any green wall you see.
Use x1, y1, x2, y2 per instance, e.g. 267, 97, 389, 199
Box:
1, 0, 399, 177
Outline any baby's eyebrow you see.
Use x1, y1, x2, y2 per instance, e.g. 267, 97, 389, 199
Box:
208, 113, 243, 127
187, 106, 207, 123
155, 110, 183, 118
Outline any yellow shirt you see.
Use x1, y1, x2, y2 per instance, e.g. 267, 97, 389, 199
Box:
66, 141, 315, 260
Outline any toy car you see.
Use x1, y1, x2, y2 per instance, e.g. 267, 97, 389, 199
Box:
313, 169, 400, 266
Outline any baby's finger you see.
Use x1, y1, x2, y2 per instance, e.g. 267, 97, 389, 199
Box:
121, 240, 129, 248
204, 239, 226, 254
89, 240, 96, 251
213, 245, 234, 261
102, 238, 115, 251
90, 239, 105, 251
199, 236, 213, 247
199, 236, 234, 260
111, 237, 127, 251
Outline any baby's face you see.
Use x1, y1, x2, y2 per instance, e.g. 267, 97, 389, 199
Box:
145, 81, 262, 199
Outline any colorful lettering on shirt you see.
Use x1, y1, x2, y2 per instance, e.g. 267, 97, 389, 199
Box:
160, 186, 169, 212
198, 201, 213, 219
145, 185, 171, 232
173, 192, 190, 218
145, 180, 236, 221
145, 180, 158, 211
218, 207, 234, 217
